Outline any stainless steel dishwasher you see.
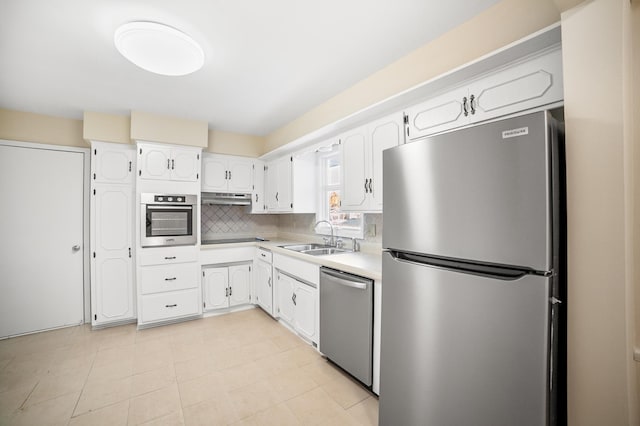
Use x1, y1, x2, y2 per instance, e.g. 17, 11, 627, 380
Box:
319, 267, 373, 387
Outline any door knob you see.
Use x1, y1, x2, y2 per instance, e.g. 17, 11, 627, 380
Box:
72, 245, 81, 251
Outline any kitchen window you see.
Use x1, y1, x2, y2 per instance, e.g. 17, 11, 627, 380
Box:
316, 149, 364, 239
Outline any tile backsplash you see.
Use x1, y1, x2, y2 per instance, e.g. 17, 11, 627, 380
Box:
201, 205, 278, 240
201, 205, 382, 252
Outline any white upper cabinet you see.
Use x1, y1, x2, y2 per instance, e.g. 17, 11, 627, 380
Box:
265, 153, 316, 213
341, 112, 404, 212
137, 142, 201, 182
265, 156, 292, 211
405, 46, 563, 141
92, 142, 134, 184
201, 153, 254, 193
251, 160, 266, 213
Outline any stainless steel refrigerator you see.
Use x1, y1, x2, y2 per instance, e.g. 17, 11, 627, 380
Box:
379, 110, 565, 426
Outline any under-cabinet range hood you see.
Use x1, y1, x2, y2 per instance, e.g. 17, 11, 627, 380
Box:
201, 192, 252, 206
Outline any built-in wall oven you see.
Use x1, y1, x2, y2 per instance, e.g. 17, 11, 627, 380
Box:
140, 193, 197, 247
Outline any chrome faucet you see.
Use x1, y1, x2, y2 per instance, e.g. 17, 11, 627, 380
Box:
314, 220, 335, 246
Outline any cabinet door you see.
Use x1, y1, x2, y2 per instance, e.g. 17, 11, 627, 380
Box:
201, 155, 228, 191
229, 264, 251, 307
203, 267, 229, 311
275, 157, 293, 211
170, 149, 200, 182
294, 282, 317, 343
92, 185, 134, 324
92, 143, 134, 184
138, 145, 172, 180
265, 161, 279, 211
254, 259, 273, 315
251, 161, 266, 213
341, 126, 368, 210
368, 113, 403, 210
227, 159, 253, 193
276, 272, 295, 325
469, 47, 563, 124
405, 86, 469, 141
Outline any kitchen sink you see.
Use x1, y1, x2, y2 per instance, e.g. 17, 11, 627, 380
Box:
301, 248, 351, 256
280, 243, 351, 256
280, 243, 332, 252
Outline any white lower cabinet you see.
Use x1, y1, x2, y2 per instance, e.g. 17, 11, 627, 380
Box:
275, 271, 318, 344
202, 263, 252, 312
273, 253, 319, 345
254, 248, 274, 316
137, 246, 201, 327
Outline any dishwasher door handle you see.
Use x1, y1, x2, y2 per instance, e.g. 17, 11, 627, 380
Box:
322, 269, 370, 290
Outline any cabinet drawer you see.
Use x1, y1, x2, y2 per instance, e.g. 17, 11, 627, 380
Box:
140, 288, 200, 323
256, 248, 272, 264
138, 246, 199, 266
140, 263, 199, 294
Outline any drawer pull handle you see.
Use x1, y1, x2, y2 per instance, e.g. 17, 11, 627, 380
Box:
165, 277, 177, 281
165, 256, 176, 260
165, 304, 177, 308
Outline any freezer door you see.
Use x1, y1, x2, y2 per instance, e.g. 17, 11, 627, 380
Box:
383, 111, 555, 272
379, 251, 551, 426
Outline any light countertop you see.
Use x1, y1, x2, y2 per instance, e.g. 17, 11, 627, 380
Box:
200, 239, 382, 281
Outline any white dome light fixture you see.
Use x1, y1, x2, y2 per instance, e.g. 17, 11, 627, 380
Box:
114, 21, 204, 76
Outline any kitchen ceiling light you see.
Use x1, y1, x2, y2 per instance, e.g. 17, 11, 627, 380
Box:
114, 21, 204, 76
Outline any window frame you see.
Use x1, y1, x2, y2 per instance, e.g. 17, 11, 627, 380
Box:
315, 148, 364, 240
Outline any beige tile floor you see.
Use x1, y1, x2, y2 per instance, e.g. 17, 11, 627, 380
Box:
0, 308, 378, 425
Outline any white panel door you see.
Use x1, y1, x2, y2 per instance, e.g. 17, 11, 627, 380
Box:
201, 155, 228, 191
368, 114, 403, 210
251, 161, 265, 213
0, 144, 85, 338
202, 267, 229, 311
341, 127, 368, 210
294, 282, 317, 343
92, 143, 133, 184
170, 149, 200, 182
276, 272, 295, 324
275, 157, 292, 211
138, 145, 172, 180
405, 86, 470, 140
93, 185, 134, 323
254, 259, 272, 314
227, 159, 253, 193
228, 264, 251, 307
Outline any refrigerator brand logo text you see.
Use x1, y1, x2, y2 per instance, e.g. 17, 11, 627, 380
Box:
502, 127, 529, 139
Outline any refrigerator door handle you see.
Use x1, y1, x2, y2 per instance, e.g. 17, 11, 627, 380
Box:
388, 250, 532, 280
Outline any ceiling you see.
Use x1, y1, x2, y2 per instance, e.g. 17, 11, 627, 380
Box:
0, 0, 500, 136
